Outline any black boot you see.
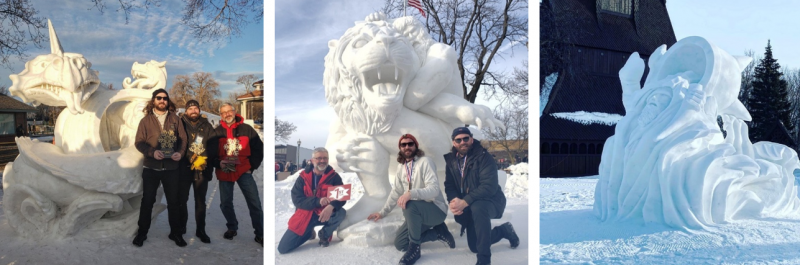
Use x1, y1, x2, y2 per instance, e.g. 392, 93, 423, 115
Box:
500, 222, 519, 249
196, 230, 211, 243
398, 242, 421, 265
224, 230, 237, 240
132, 232, 147, 247
318, 230, 330, 247
169, 233, 188, 247
434, 223, 455, 248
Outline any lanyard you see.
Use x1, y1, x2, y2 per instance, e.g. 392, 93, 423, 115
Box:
312, 173, 320, 194
459, 155, 467, 193
405, 159, 414, 191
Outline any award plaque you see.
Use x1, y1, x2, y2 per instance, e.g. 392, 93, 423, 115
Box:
327, 184, 352, 201
158, 127, 177, 156
223, 138, 242, 173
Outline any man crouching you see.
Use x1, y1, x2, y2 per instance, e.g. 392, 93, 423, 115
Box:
367, 134, 455, 265
278, 147, 347, 254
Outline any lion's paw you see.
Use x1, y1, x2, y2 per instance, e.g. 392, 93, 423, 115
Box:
335, 135, 373, 173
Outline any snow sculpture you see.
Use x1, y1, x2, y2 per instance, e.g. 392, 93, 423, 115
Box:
323, 12, 502, 238
2, 20, 163, 239
594, 36, 800, 229
122, 60, 167, 90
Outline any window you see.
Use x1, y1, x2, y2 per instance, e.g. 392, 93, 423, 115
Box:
599, 0, 632, 15
0, 114, 14, 135
560, 143, 569, 154
569, 143, 578, 154
588, 144, 596, 154
579, 143, 587, 154
541, 143, 550, 154
551, 143, 560, 154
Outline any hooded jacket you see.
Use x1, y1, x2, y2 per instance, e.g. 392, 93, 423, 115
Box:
207, 114, 264, 182
443, 139, 506, 215
287, 165, 346, 236
135, 110, 188, 171
179, 113, 216, 181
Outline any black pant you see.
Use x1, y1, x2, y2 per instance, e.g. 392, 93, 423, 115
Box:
453, 200, 507, 264
137, 168, 181, 235
177, 169, 209, 232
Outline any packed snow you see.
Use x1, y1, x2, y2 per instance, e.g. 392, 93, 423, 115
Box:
550, 111, 623, 126
541, 176, 800, 264
275, 169, 529, 264
0, 162, 265, 263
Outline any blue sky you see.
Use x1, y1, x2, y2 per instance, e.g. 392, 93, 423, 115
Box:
667, 0, 800, 69
0, 0, 263, 103
276, 0, 529, 148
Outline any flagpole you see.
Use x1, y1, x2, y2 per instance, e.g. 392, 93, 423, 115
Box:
404, 0, 407, 17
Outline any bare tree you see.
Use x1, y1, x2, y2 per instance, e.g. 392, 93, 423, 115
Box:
482, 104, 527, 164
275, 117, 297, 143
0, 85, 9, 95
383, 0, 528, 103
739, 49, 759, 110
236, 74, 258, 94
169, 72, 222, 114
0, 0, 262, 69
0, 0, 47, 68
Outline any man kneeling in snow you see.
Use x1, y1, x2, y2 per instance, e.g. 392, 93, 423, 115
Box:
278, 147, 347, 253
367, 134, 455, 265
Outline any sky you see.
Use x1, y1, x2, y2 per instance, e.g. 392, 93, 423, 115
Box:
667, 0, 800, 69
0, 0, 264, 105
275, 0, 529, 148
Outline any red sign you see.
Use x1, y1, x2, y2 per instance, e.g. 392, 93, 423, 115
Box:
327, 184, 352, 201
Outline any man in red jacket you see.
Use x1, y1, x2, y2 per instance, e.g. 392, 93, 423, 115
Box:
277, 147, 347, 254
208, 103, 264, 245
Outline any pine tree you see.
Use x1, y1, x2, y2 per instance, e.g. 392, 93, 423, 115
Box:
747, 40, 795, 142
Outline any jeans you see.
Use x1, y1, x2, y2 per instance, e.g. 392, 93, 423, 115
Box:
454, 200, 507, 264
137, 168, 180, 235
219, 173, 263, 235
178, 169, 209, 232
277, 208, 347, 254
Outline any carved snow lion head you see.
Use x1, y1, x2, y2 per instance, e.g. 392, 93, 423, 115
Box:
324, 13, 434, 135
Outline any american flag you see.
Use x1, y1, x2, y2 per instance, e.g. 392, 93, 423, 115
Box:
409, 0, 426, 18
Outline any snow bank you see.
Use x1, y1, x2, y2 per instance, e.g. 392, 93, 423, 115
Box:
504, 163, 528, 199
550, 111, 623, 126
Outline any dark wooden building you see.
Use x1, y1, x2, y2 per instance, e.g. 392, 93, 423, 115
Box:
0, 94, 37, 143
540, 0, 677, 177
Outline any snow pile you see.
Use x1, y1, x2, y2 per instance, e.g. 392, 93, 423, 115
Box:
540, 72, 558, 117
541, 177, 800, 264
550, 111, 623, 126
504, 163, 528, 199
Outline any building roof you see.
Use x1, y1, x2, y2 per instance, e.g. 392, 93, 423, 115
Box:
541, 0, 676, 141
253, 80, 263, 88
0, 94, 37, 112
237, 90, 263, 100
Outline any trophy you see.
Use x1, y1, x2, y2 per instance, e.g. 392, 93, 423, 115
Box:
222, 138, 242, 173
158, 125, 178, 156
189, 137, 206, 182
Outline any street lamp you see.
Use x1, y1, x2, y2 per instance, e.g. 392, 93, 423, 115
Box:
297, 139, 301, 166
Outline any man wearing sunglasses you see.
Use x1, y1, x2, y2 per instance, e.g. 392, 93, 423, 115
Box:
367, 134, 455, 265
444, 127, 519, 265
133, 89, 188, 247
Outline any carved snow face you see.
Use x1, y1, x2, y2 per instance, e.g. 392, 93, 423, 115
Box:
638, 88, 672, 127
8, 21, 99, 114
9, 52, 99, 114
123, 60, 167, 90
338, 21, 421, 112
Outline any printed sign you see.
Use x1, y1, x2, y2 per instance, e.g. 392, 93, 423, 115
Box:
327, 184, 352, 201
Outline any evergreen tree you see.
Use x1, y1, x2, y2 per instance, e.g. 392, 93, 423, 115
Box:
747, 40, 795, 142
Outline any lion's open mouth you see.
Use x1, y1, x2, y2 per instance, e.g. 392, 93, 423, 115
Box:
363, 64, 404, 98
21, 81, 99, 114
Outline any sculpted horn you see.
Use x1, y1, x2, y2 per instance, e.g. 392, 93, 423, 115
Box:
48, 19, 64, 56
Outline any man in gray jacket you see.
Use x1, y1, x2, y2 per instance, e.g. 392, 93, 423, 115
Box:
368, 134, 455, 265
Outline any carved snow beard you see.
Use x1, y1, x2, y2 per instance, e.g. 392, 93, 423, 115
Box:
637, 104, 661, 127
335, 76, 399, 135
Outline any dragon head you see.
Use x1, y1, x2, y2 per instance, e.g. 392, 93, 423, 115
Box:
9, 20, 100, 114
122, 60, 167, 90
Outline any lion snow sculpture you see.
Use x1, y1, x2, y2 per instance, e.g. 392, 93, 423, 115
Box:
2, 20, 163, 239
323, 13, 503, 238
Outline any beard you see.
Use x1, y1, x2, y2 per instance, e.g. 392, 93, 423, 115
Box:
155, 102, 168, 112
637, 104, 661, 127
314, 164, 327, 172
457, 143, 471, 155
402, 149, 415, 159
187, 113, 200, 121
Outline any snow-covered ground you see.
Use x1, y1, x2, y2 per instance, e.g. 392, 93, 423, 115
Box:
0, 163, 264, 264
275, 169, 529, 264
541, 176, 800, 264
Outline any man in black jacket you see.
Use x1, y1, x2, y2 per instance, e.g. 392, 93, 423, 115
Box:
443, 127, 519, 265
177, 100, 215, 243
277, 147, 347, 254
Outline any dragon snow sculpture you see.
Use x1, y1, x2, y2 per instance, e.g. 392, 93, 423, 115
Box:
323, 13, 503, 238
2, 20, 168, 239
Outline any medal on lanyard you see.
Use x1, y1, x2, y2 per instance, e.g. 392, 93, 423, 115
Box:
459, 155, 467, 193
405, 160, 413, 191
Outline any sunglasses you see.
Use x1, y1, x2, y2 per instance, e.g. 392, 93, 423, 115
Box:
155, 96, 169, 101
400, 142, 415, 147
454, 136, 471, 144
